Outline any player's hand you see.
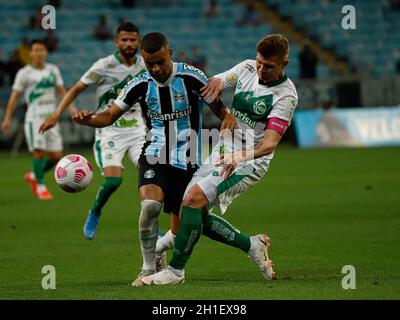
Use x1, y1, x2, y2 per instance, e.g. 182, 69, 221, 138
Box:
72, 110, 95, 125
1, 119, 10, 135
220, 112, 238, 132
200, 77, 224, 102
216, 151, 243, 179
39, 114, 58, 133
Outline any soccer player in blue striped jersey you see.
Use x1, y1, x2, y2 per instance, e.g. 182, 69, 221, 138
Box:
72, 32, 237, 285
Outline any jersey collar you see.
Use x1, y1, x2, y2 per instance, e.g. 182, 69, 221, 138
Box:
259, 74, 288, 87
114, 51, 137, 65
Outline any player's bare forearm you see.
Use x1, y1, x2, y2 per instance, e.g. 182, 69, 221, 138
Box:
1, 90, 20, 134
72, 103, 123, 128
55, 81, 87, 119
217, 129, 283, 179
3, 91, 20, 121
243, 129, 283, 160
209, 99, 237, 131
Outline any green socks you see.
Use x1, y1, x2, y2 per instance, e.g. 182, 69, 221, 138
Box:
42, 157, 54, 173
169, 206, 203, 270
32, 158, 45, 185
90, 177, 123, 217
202, 213, 251, 253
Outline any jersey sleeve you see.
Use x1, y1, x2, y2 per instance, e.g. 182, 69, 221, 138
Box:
268, 94, 298, 124
114, 77, 148, 112
53, 65, 64, 87
80, 59, 104, 86
182, 65, 209, 94
12, 68, 26, 92
213, 60, 247, 89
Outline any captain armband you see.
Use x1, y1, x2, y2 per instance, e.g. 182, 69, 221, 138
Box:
265, 117, 289, 136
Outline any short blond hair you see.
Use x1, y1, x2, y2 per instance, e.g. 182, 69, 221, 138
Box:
256, 34, 289, 62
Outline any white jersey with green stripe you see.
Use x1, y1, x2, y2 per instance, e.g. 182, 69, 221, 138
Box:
12, 63, 64, 122
214, 59, 298, 159
80, 53, 147, 137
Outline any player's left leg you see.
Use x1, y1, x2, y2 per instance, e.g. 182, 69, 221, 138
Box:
84, 137, 126, 240
84, 165, 123, 240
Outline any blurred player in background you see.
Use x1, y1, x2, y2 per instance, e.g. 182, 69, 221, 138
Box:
39, 22, 147, 240
1, 39, 76, 200
72, 32, 237, 286
141, 34, 298, 286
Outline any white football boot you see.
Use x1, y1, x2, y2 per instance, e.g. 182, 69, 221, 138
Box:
140, 267, 185, 286
131, 269, 156, 287
249, 234, 276, 280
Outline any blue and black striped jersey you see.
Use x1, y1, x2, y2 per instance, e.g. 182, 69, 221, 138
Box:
114, 62, 208, 170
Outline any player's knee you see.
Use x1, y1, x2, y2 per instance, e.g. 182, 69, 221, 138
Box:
139, 199, 162, 228
182, 186, 207, 209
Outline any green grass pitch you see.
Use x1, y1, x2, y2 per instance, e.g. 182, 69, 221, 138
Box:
0, 146, 399, 299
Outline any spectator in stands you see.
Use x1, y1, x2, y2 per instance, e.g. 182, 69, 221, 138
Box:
17, 37, 31, 66
6, 50, 24, 86
189, 46, 207, 71
43, 30, 59, 53
237, 3, 260, 27
121, 0, 135, 7
48, 0, 61, 8
204, 0, 221, 18
29, 7, 45, 30
93, 15, 113, 41
298, 40, 318, 79
177, 49, 189, 64
0, 49, 6, 87
390, 0, 400, 11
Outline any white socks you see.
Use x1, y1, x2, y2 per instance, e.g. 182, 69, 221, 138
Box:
139, 200, 162, 271
156, 229, 176, 255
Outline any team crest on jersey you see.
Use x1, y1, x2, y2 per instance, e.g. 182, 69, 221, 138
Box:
144, 169, 155, 179
253, 100, 267, 115
174, 92, 185, 103
236, 80, 242, 89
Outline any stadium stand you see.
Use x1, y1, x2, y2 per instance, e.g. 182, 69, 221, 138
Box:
266, 0, 400, 77
0, 0, 303, 88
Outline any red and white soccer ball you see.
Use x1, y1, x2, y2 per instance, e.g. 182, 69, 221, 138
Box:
54, 154, 93, 193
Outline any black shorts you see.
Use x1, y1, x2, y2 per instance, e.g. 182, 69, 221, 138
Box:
138, 156, 196, 215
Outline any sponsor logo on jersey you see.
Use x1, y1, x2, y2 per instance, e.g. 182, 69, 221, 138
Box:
144, 169, 155, 179
253, 100, 267, 115
231, 107, 257, 128
244, 63, 256, 73
183, 64, 207, 79
106, 153, 113, 160
108, 141, 115, 147
236, 80, 242, 89
147, 106, 192, 121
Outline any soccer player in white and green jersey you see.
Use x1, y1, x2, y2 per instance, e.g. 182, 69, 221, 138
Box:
141, 34, 298, 285
1, 39, 76, 200
39, 22, 147, 240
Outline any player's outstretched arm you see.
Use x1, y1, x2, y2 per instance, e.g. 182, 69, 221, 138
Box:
1, 90, 20, 135
200, 77, 224, 102
72, 102, 123, 128
39, 81, 87, 133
